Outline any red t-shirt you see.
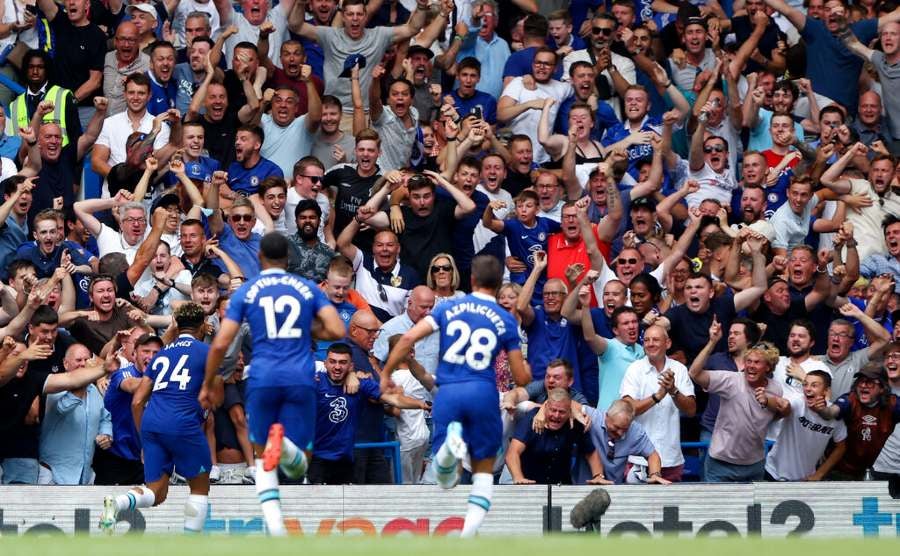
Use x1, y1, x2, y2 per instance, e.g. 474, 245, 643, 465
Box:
762, 149, 801, 171
546, 224, 611, 307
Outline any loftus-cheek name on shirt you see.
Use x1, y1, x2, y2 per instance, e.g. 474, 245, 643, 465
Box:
443, 302, 507, 335
245, 275, 315, 303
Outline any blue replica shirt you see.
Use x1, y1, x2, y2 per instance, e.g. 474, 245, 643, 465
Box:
225, 268, 330, 388
226, 157, 283, 197
451, 189, 490, 272
104, 364, 143, 461
426, 292, 521, 387
525, 307, 581, 384
314, 301, 357, 361
164, 156, 219, 187
450, 90, 498, 126
147, 71, 177, 116
601, 116, 663, 182
15, 240, 93, 278
555, 95, 620, 140
203, 211, 262, 279
141, 335, 210, 435
503, 216, 561, 289
313, 373, 381, 461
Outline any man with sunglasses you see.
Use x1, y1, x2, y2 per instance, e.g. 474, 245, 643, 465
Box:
285, 156, 332, 242
687, 127, 737, 209
562, 13, 636, 122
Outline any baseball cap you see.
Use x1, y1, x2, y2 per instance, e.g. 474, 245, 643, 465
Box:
127, 3, 158, 19
151, 192, 180, 215
135, 333, 164, 348
631, 196, 657, 210
339, 54, 367, 78
853, 364, 888, 385
407, 45, 434, 60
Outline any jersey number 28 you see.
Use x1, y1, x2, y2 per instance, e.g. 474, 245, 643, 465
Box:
442, 321, 497, 371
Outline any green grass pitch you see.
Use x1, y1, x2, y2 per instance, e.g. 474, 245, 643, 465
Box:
1, 535, 898, 556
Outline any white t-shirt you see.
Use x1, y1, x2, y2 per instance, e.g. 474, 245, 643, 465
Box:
473, 184, 510, 254
96, 111, 171, 197
221, 4, 289, 69
0, 157, 17, 181
96, 223, 149, 263
171, 0, 220, 49
500, 77, 572, 165
686, 162, 739, 208
260, 113, 314, 178
845, 179, 888, 263
765, 396, 847, 480
391, 368, 432, 450
619, 357, 695, 467
133, 269, 192, 315
768, 356, 832, 441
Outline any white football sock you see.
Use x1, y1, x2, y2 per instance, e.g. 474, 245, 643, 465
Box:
255, 458, 286, 536
461, 473, 493, 538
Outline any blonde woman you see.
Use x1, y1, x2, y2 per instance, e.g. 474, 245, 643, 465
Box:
426, 253, 464, 303
495, 282, 529, 393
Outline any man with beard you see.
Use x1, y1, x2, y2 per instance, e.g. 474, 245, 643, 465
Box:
751, 276, 829, 354
325, 129, 383, 252
146, 42, 178, 116
562, 13, 636, 121
663, 235, 768, 361
8, 50, 81, 149
765, 369, 848, 481
619, 325, 695, 482
289, 0, 432, 127
814, 365, 900, 479
667, 17, 717, 91
498, 48, 572, 165
226, 125, 283, 197
34, 0, 105, 128
287, 199, 334, 283
735, 185, 768, 227
843, 21, 900, 152
687, 131, 738, 209
771, 320, 832, 405
65, 276, 142, 355
257, 84, 321, 178
311, 96, 355, 171
861, 216, 900, 289
821, 304, 891, 401
398, 45, 440, 124
762, 0, 900, 115
260, 35, 324, 117
555, 62, 618, 141
104, 22, 150, 116
214, 0, 295, 69
186, 76, 238, 167
697, 319, 761, 444
360, 170, 476, 281
173, 38, 215, 115
744, 80, 807, 152
823, 144, 898, 261
285, 157, 332, 241
353, 71, 418, 172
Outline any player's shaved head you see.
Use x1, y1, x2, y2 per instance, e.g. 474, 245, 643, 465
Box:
471, 254, 503, 291
259, 232, 289, 267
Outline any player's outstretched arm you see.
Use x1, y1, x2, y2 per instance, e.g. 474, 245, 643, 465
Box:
312, 305, 346, 341
507, 349, 532, 388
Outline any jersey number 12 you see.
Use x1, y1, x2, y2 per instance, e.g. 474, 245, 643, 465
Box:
260, 295, 303, 339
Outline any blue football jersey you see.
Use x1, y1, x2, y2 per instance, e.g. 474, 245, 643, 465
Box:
427, 292, 521, 387
313, 373, 381, 461
503, 216, 561, 285
225, 268, 330, 387
142, 335, 210, 435
104, 364, 143, 461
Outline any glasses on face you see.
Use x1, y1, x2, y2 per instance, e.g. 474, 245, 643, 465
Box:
230, 213, 254, 223
122, 217, 146, 224
543, 291, 566, 297
703, 144, 726, 153
887, 352, 900, 360
533, 60, 555, 67
431, 264, 452, 273
617, 258, 638, 265
592, 26, 615, 36
828, 331, 852, 339
301, 174, 323, 184
356, 325, 381, 336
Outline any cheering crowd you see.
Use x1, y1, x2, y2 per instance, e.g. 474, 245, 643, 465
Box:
0, 0, 898, 486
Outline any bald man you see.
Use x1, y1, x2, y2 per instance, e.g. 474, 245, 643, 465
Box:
373, 286, 438, 374
518, 269, 581, 382
619, 325, 696, 483
104, 21, 151, 115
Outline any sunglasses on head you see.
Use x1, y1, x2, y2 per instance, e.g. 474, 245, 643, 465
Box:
230, 213, 254, 223
431, 264, 452, 273
592, 26, 615, 36
703, 144, 726, 153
